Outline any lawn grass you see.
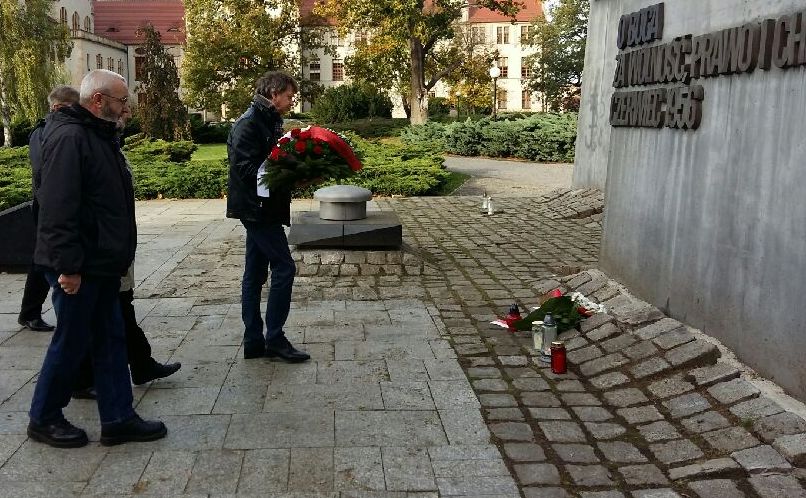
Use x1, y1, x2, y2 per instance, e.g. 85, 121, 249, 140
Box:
192, 143, 227, 161
437, 172, 470, 196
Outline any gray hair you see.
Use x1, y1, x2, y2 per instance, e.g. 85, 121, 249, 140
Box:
48, 85, 79, 107
255, 71, 298, 98
79, 69, 127, 104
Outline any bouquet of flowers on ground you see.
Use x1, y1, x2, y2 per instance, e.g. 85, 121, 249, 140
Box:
258, 126, 363, 192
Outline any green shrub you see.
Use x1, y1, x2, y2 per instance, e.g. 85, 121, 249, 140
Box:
0, 118, 37, 147
189, 114, 232, 144
443, 119, 485, 156
0, 146, 32, 210
428, 97, 451, 116
310, 83, 393, 123
123, 138, 198, 163
400, 122, 447, 149
130, 158, 228, 200
401, 113, 578, 162
326, 118, 410, 139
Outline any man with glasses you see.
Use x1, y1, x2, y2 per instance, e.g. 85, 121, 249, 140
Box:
28, 70, 166, 448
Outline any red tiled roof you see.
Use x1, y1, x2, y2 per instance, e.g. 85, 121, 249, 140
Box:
298, 0, 543, 26
468, 0, 543, 23
92, 0, 185, 45
299, 0, 334, 26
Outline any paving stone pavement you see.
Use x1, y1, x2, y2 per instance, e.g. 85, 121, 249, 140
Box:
0, 192, 804, 497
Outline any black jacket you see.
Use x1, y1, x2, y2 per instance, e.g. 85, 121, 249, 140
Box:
28, 118, 47, 224
226, 96, 291, 225
33, 104, 136, 277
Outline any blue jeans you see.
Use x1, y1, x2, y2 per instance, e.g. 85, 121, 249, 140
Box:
29, 273, 135, 426
241, 222, 296, 350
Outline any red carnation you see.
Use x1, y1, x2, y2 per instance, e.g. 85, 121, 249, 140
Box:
312, 145, 323, 155
294, 140, 308, 153
278, 136, 290, 145
299, 130, 312, 140
290, 128, 301, 138
269, 147, 280, 161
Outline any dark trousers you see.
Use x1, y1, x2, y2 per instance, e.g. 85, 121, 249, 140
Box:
74, 289, 153, 389
241, 221, 295, 350
18, 266, 50, 321
30, 273, 135, 426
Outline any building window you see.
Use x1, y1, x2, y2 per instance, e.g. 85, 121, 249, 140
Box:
497, 89, 507, 109
354, 30, 369, 44
117, 59, 123, 75
520, 25, 533, 44
522, 90, 531, 109
84, 16, 91, 32
72, 12, 80, 32
496, 26, 509, 44
330, 32, 343, 46
498, 57, 508, 78
107, 57, 114, 71
332, 60, 343, 81
309, 58, 320, 81
521, 62, 531, 78
471, 26, 486, 44
96, 54, 103, 69
60, 8, 67, 24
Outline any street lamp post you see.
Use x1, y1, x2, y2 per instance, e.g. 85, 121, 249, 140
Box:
489, 64, 501, 119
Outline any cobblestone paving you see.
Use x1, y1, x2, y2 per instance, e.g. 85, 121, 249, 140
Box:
0, 192, 804, 496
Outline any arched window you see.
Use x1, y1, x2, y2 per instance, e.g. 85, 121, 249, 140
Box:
60, 8, 67, 24
72, 12, 80, 32
84, 16, 91, 32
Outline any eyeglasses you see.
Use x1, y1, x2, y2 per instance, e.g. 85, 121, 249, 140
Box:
98, 92, 129, 105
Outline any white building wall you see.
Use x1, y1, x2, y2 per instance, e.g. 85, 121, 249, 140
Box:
301, 22, 541, 115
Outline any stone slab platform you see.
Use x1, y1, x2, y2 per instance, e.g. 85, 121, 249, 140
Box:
288, 210, 402, 248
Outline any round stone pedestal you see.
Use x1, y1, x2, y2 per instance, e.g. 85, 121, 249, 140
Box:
314, 185, 373, 221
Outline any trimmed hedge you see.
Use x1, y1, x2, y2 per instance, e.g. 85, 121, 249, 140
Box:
401, 112, 578, 163
1, 134, 451, 207
0, 147, 32, 211
131, 159, 228, 199
310, 83, 393, 123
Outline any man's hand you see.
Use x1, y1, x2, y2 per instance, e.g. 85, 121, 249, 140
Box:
58, 274, 81, 295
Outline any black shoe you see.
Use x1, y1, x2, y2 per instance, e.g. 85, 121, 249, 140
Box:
243, 345, 266, 359
265, 338, 310, 363
72, 387, 97, 400
27, 419, 88, 448
131, 360, 182, 385
100, 414, 167, 446
18, 317, 55, 332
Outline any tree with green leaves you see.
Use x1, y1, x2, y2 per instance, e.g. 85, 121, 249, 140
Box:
317, 0, 521, 124
525, 0, 588, 111
0, 0, 71, 147
442, 27, 498, 116
344, 32, 412, 118
183, 0, 320, 118
136, 24, 190, 140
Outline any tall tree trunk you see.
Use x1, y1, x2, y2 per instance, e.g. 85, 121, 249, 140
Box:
400, 93, 411, 119
409, 37, 428, 125
0, 73, 12, 147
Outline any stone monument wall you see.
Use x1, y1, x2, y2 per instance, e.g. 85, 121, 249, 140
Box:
574, 0, 806, 399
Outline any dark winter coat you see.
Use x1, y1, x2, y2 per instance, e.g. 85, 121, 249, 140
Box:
225, 95, 291, 225
33, 104, 136, 277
